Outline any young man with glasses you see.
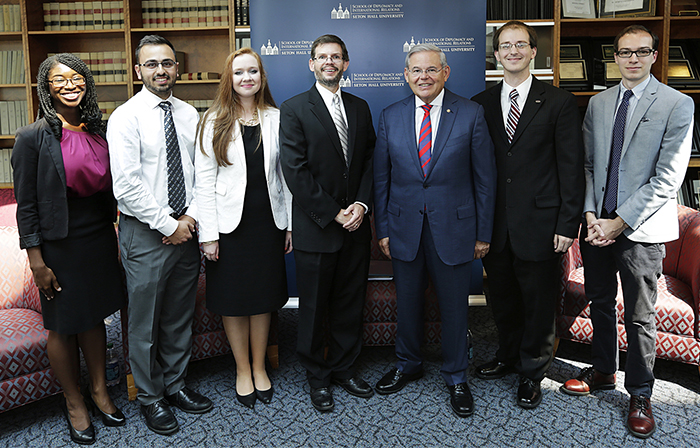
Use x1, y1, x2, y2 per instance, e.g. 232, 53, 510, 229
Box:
471, 20, 584, 409
560, 25, 694, 439
373, 43, 496, 417
107, 34, 213, 435
280, 34, 376, 412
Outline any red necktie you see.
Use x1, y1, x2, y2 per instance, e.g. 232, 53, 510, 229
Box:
419, 104, 432, 176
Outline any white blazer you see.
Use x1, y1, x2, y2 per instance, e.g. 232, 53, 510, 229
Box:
195, 107, 292, 242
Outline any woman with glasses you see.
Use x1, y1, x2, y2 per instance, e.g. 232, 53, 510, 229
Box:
195, 48, 292, 409
11, 54, 125, 445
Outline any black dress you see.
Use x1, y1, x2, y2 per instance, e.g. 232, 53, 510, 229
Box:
205, 124, 288, 316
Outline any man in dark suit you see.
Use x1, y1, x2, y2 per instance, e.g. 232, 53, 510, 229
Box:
280, 34, 376, 412
373, 43, 496, 417
561, 25, 694, 439
471, 21, 584, 409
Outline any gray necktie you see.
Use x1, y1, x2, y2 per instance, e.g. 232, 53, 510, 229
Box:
332, 94, 349, 165
158, 101, 186, 217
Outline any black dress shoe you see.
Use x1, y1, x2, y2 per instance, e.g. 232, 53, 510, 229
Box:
517, 377, 542, 409
310, 387, 334, 412
448, 382, 474, 417
332, 376, 374, 398
165, 387, 213, 414
256, 386, 274, 404
475, 359, 515, 380
141, 400, 178, 435
236, 390, 256, 409
84, 391, 125, 427
375, 368, 424, 395
60, 398, 96, 445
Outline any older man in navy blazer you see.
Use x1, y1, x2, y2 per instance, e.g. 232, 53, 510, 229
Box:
561, 25, 694, 439
373, 43, 496, 417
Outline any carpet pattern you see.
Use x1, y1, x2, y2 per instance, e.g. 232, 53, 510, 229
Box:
1, 306, 699, 447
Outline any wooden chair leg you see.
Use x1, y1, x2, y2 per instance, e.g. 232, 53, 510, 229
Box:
127, 374, 138, 401
267, 344, 279, 369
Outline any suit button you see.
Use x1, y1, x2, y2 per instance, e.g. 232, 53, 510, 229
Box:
507, 152, 512, 157
423, 185, 429, 189
506, 178, 512, 183
343, 173, 347, 179
419, 210, 424, 215
602, 187, 605, 192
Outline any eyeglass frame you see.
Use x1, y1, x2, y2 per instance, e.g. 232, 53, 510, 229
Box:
498, 42, 531, 51
137, 59, 177, 70
48, 75, 86, 88
408, 67, 444, 77
312, 54, 345, 63
614, 48, 655, 58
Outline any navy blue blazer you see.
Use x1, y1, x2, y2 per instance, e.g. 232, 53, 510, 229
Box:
373, 89, 497, 266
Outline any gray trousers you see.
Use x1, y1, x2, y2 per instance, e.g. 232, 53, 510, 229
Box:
580, 232, 663, 397
119, 215, 200, 405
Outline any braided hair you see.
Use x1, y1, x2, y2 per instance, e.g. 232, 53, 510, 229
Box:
36, 53, 104, 140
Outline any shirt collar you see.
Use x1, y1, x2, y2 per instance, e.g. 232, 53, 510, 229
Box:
503, 75, 533, 100
315, 82, 341, 103
619, 75, 651, 101
414, 88, 445, 109
139, 87, 174, 109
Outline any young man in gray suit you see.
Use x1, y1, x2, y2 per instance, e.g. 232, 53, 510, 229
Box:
560, 25, 694, 439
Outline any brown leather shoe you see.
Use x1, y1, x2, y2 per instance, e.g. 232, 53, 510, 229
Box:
627, 395, 655, 439
560, 366, 616, 396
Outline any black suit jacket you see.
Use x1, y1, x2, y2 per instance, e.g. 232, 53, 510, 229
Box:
280, 85, 375, 253
12, 118, 115, 249
472, 76, 584, 261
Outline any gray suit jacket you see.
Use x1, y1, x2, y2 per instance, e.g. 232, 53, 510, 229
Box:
582, 75, 694, 243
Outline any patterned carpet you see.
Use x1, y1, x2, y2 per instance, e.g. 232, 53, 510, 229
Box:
1, 306, 699, 447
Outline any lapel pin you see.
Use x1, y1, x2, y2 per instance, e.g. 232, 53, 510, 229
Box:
535, 99, 542, 104
446, 109, 452, 113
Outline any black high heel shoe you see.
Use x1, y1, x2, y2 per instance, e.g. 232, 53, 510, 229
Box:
236, 390, 256, 409
255, 385, 274, 404
60, 398, 96, 445
83, 391, 126, 427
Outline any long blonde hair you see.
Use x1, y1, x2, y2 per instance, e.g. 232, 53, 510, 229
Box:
197, 48, 276, 166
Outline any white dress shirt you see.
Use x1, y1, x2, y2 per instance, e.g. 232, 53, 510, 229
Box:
107, 88, 199, 237
616, 75, 651, 127
413, 89, 445, 146
500, 75, 533, 129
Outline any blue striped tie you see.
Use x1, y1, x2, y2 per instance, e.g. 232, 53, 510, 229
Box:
603, 89, 633, 215
419, 104, 432, 176
159, 101, 186, 217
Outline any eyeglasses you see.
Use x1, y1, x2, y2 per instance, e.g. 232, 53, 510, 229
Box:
138, 59, 176, 69
48, 75, 86, 88
409, 67, 443, 77
313, 54, 344, 63
615, 48, 654, 58
498, 42, 530, 51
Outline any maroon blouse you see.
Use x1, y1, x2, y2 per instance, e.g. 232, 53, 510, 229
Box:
60, 128, 112, 198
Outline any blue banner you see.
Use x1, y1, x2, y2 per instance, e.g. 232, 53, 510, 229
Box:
251, 1, 486, 125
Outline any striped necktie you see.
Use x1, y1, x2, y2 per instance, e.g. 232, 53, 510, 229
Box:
419, 104, 432, 176
332, 94, 349, 165
158, 101, 186, 217
506, 89, 520, 143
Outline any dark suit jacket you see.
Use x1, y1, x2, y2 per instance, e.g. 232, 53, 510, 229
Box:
472, 77, 584, 261
280, 85, 375, 253
373, 89, 497, 266
11, 118, 115, 249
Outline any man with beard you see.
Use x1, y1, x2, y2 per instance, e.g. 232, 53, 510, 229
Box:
280, 34, 376, 412
107, 35, 212, 435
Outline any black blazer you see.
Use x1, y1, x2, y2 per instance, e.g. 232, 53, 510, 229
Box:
11, 118, 116, 249
280, 86, 376, 253
472, 76, 584, 261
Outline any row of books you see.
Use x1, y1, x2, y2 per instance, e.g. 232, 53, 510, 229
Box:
0, 4, 21, 32
185, 99, 214, 119
486, 0, 553, 20
98, 100, 125, 122
42, 2, 125, 30
0, 51, 25, 85
48, 52, 128, 83
234, 0, 249, 26
141, 0, 230, 28
0, 101, 28, 137
0, 149, 13, 184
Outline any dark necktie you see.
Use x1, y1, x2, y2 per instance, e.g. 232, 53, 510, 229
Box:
603, 89, 634, 214
419, 104, 432, 176
159, 101, 186, 217
506, 89, 519, 143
